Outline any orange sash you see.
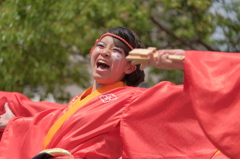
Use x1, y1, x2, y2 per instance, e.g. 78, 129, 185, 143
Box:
43, 82, 125, 148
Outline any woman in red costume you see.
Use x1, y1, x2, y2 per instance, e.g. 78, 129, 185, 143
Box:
0, 27, 239, 159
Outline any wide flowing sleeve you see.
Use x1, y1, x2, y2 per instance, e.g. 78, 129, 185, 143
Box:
121, 82, 217, 159
184, 50, 240, 159
0, 91, 66, 117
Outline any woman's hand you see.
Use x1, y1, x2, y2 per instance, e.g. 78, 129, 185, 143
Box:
149, 49, 185, 70
0, 103, 15, 129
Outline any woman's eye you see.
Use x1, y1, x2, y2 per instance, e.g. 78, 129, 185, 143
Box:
113, 48, 123, 53
96, 43, 104, 47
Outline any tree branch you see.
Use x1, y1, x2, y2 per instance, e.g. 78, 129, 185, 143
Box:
196, 39, 216, 51
150, 15, 195, 50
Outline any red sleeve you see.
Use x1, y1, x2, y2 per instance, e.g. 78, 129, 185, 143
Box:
0, 91, 66, 117
0, 129, 3, 140
184, 50, 240, 159
121, 82, 217, 159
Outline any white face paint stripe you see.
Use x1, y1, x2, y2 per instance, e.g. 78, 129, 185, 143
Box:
111, 53, 122, 72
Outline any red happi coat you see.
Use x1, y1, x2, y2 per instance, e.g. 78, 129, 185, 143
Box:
185, 51, 240, 158
0, 91, 66, 140
0, 51, 239, 159
2, 81, 207, 159
122, 51, 240, 159
0, 91, 66, 116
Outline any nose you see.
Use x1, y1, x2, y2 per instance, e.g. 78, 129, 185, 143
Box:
101, 49, 111, 57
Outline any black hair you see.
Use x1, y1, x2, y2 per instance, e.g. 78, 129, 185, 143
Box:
107, 27, 145, 87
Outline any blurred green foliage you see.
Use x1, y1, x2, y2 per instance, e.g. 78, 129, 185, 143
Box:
0, 0, 239, 101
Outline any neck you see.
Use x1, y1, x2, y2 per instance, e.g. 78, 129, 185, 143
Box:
92, 81, 104, 93
92, 81, 125, 93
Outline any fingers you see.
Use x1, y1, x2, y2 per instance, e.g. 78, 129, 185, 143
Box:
0, 103, 15, 129
128, 48, 185, 70
149, 50, 185, 70
4, 103, 12, 113
149, 50, 172, 68
149, 50, 159, 67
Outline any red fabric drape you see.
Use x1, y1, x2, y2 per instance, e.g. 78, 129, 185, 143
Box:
0, 91, 66, 141
0, 91, 66, 117
121, 83, 217, 159
122, 51, 239, 159
184, 51, 240, 159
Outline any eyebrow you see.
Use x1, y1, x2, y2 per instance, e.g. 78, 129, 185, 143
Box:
99, 40, 121, 49
98, 39, 125, 52
97, 32, 134, 50
98, 40, 106, 45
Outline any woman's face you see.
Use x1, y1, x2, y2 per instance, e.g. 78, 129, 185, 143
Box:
90, 36, 135, 85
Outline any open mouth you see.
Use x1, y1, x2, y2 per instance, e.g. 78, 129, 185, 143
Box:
97, 60, 110, 70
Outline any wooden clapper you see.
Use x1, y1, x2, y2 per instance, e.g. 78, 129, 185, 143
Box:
126, 47, 185, 70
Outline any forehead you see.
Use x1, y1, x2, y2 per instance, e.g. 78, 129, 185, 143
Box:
100, 36, 125, 48
103, 36, 127, 48
99, 36, 114, 44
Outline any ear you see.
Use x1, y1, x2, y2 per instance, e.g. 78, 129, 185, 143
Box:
125, 64, 136, 74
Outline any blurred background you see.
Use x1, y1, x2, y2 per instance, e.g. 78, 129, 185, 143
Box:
0, 0, 239, 102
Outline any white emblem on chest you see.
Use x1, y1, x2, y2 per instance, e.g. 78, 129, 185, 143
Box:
99, 94, 118, 103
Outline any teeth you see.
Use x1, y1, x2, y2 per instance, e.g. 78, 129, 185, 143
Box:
97, 59, 110, 68
98, 60, 106, 64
